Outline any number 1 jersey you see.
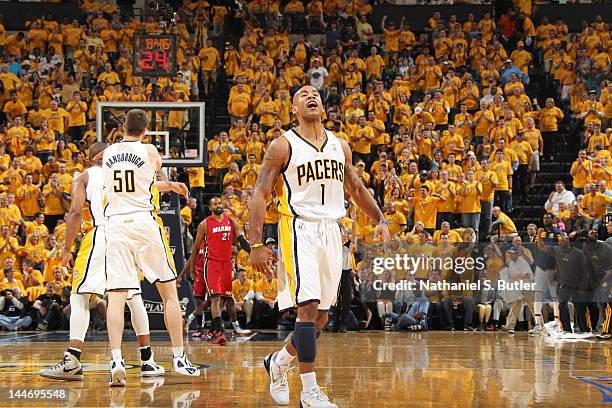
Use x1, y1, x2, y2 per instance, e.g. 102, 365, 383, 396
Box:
102, 140, 157, 217
278, 128, 346, 220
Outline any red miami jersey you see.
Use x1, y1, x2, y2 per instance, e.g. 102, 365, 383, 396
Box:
204, 214, 235, 261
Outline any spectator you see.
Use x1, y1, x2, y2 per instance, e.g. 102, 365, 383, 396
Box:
537, 232, 590, 334
491, 149, 513, 214
570, 150, 593, 195
0, 268, 25, 292
0, 287, 32, 330
581, 182, 612, 230
459, 170, 483, 241
33, 282, 63, 331
535, 98, 564, 160
386, 289, 430, 331
253, 271, 278, 329
232, 269, 255, 328
490, 206, 518, 241
499, 247, 533, 334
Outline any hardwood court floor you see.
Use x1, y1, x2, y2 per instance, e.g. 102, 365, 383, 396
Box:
0, 330, 609, 407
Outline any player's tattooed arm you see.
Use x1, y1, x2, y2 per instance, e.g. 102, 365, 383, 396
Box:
249, 137, 289, 245
249, 137, 288, 275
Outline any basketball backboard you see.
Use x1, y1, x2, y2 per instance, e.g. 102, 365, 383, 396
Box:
97, 102, 206, 167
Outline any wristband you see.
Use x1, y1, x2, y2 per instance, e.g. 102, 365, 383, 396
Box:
251, 243, 264, 249
379, 220, 389, 225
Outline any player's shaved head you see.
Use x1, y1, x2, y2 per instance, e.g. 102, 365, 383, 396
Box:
292, 85, 319, 105
89, 142, 108, 160
124, 109, 149, 136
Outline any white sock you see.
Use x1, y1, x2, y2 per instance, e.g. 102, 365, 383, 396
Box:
111, 349, 122, 361
300, 372, 317, 392
275, 346, 295, 367
172, 347, 184, 358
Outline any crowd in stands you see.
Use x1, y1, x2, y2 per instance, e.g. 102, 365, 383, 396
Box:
0, 1, 610, 335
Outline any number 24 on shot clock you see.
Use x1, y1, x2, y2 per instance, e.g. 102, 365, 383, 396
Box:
133, 34, 177, 77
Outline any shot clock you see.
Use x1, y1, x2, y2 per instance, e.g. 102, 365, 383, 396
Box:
133, 34, 177, 77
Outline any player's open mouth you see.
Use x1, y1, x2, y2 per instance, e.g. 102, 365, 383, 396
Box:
307, 101, 318, 108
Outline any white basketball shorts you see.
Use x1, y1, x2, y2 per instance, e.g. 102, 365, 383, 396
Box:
72, 226, 141, 298
277, 215, 342, 311
105, 213, 176, 291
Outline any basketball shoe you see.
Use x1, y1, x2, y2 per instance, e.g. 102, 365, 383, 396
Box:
207, 330, 227, 346
109, 358, 126, 387
263, 352, 290, 405
232, 321, 251, 335
173, 353, 200, 376
39, 352, 83, 380
141, 351, 165, 377
300, 386, 338, 408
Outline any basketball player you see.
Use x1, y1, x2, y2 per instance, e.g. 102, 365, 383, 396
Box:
530, 213, 561, 335
103, 109, 199, 386
186, 197, 252, 345
250, 86, 390, 407
39, 142, 176, 380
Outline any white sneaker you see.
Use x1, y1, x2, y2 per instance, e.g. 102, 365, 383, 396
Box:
173, 354, 200, 376
300, 386, 337, 408
141, 352, 165, 377
185, 313, 195, 332
529, 326, 543, 335
263, 352, 290, 405
39, 352, 83, 380
233, 323, 251, 335
109, 358, 126, 387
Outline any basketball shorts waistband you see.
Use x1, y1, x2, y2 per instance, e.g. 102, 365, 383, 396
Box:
280, 214, 340, 224
107, 212, 156, 223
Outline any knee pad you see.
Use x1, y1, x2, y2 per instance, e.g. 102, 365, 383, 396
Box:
291, 329, 322, 348
293, 321, 316, 363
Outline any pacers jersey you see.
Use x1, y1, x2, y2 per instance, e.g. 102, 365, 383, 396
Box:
102, 141, 156, 217
81, 166, 105, 231
278, 128, 346, 219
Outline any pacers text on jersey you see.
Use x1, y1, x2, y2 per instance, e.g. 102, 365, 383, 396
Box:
296, 158, 344, 186
104, 153, 146, 168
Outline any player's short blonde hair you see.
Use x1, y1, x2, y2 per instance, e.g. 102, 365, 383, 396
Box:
124, 109, 149, 136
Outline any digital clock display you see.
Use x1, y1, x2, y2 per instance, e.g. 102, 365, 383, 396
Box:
133, 34, 177, 77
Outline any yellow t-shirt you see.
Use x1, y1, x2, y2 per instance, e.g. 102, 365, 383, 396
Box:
411, 195, 442, 229
570, 159, 592, 188
255, 278, 278, 301
490, 161, 513, 191
232, 278, 254, 300
459, 182, 482, 213
65, 101, 87, 126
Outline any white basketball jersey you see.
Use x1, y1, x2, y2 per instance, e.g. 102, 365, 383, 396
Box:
84, 166, 105, 227
278, 128, 346, 220
102, 141, 156, 217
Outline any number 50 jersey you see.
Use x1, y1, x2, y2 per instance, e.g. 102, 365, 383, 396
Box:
102, 140, 157, 217
278, 128, 346, 220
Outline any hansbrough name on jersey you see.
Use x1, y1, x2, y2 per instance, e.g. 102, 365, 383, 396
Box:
102, 141, 156, 217
278, 128, 346, 220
